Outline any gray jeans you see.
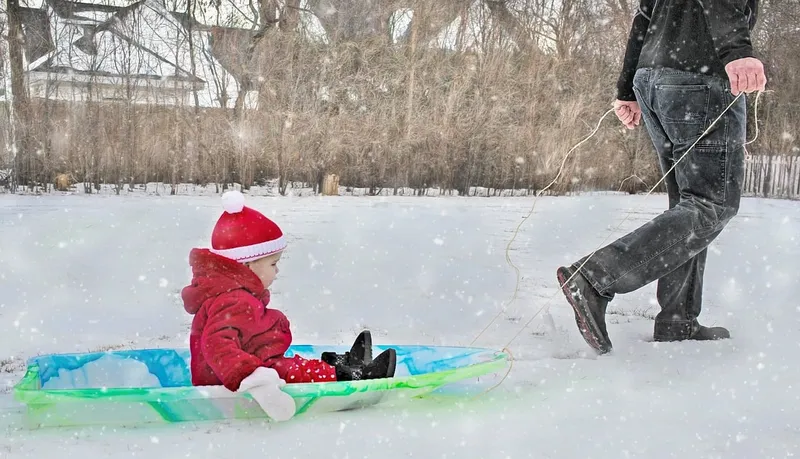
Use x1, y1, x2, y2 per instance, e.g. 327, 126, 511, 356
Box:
576, 67, 747, 338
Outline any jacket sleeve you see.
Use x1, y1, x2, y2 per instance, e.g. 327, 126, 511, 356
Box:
200, 296, 264, 391
265, 354, 338, 383
696, 0, 756, 65
615, 1, 653, 101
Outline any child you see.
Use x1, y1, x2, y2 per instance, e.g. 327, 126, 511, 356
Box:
181, 191, 396, 402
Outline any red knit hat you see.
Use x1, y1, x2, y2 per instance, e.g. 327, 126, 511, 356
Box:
208, 190, 287, 263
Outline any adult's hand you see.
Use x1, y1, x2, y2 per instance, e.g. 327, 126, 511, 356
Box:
613, 99, 642, 130
725, 57, 767, 96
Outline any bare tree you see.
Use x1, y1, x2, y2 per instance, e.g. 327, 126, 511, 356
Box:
6, 0, 32, 189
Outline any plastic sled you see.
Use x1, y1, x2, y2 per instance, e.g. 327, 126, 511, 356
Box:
13, 345, 509, 428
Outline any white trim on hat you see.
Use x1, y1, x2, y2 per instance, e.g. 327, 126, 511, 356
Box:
210, 235, 287, 263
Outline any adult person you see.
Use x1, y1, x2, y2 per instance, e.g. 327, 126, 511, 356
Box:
556, 0, 767, 354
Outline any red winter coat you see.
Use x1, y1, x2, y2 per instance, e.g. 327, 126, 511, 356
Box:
181, 248, 337, 391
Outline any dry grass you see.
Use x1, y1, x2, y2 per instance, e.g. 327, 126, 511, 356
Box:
0, 357, 24, 374
1, 0, 797, 196
1, 48, 663, 196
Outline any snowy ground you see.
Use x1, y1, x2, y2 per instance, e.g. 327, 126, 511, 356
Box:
1, 193, 799, 458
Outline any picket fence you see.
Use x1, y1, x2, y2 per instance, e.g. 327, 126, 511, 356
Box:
743, 154, 800, 200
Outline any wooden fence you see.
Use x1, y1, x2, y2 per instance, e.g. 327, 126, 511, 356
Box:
743, 154, 800, 199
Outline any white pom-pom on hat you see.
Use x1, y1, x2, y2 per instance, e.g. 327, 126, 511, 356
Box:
221, 190, 245, 214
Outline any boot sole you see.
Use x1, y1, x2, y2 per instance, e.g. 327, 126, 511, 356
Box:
557, 267, 612, 355
385, 349, 396, 378
360, 331, 373, 364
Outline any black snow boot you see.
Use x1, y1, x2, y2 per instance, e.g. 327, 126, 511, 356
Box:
334, 348, 397, 381
653, 319, 730, 342
557, 265, 613, 354
321, 330, 373, 367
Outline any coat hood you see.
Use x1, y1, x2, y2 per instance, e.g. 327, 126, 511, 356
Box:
181, 248, 268, 315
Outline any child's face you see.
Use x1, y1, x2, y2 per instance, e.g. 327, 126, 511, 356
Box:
246, 252, 282, 288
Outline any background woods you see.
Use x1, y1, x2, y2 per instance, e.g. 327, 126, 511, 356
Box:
1, 0, 798, 196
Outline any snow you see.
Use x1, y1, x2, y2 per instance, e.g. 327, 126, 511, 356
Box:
1, 192, 800, 457
41, 355, 161, 390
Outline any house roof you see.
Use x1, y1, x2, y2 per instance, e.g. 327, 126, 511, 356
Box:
19, 7, 54, 64
168, 10, 207, 32
30, 65, 203, 85
207, 25, 256, 85
45, 0, 124, 21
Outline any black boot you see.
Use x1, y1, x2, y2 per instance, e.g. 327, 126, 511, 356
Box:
334, 348, 396, 381
557, 265, 613, 354
321, 330, 373, 367
654, 319, 730, 342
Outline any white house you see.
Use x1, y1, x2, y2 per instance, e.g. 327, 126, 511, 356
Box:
18, 0, 255, 108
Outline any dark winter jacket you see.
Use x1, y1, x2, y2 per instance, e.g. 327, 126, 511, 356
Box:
181, 248, 336, 391
616, 0, 759, 101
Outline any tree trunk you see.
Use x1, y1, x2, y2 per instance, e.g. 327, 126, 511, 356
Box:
7, 0, 32, 189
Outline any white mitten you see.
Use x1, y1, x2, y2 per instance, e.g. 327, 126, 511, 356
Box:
237, 367, 296, 422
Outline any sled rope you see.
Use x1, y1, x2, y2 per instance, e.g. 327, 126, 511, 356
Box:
469, 107, 617, 347
470, 89, 766, 397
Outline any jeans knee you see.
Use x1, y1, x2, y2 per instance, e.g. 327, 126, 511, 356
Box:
724, 202, 739, 220
712, 202, 738, 231
684, 198, 736, 231
719, 195, 740, 223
